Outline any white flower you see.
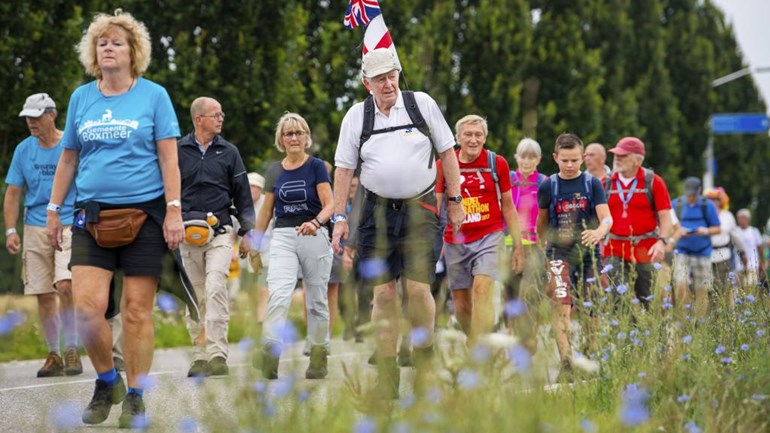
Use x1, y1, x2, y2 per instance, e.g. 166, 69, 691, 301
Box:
572, 355, 600, 374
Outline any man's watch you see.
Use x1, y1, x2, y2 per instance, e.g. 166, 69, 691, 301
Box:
166, 199, 182, 208
331, 214, 347, 224
447, 195, 463, 204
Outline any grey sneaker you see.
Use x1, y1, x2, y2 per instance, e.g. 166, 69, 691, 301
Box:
118, 393, 146, 429
37, 352, 64, 378
82, 375, 126, 425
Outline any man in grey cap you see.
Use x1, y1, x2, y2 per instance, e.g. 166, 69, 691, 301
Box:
4, 93, 82, 376
671, 176, 721, 317
332, 48, 464, 398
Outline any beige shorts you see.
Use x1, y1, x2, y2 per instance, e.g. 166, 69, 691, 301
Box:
21, 225, 72, 295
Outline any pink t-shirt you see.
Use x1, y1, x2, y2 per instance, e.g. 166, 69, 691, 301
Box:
511, 170, 542, 244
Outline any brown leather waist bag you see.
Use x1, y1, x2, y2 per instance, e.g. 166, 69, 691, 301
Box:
86, 208, 148, 248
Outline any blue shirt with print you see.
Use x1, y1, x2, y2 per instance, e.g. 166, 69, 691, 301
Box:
672, 196, 720, 257
264, 157, 330, 220
60, 78, 180, 205
5, 136, 76, 226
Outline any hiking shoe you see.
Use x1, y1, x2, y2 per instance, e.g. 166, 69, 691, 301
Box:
187, 360, 208, 378
37, 352, 64, 377
207, 357, 229, 376
373, 357, 399, 399
113, 357, 126, 372
63, 347, 83, 376
261, 345, 279, 380
397, 347, 413, 367
82, 375, 126, 425
305, 346, 328, 379
118, 393, 146, 429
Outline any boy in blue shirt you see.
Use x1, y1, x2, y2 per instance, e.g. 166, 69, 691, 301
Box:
671, 177, 721, 318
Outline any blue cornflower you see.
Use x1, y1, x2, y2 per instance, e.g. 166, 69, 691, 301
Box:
617, 332, 627, 341
677, 394, 690, 403
746, 294, 756, 303
721, 357, 732, 364
471, 344, 491, 363
579, 419, 597, 433
509, 345, 532, 372
601, 264, 614, 274
757, 329, 766, 337
652, 262, 663, 271
410, 327, 429, 347
610, 319, 619, 327
156, 293, 177, 313
752, 394, 767, 401
715, 345, 726, 355
0, 311, 27, 336
681, 353, 691, 361
586, 277, 597, 283
663, 285, 672, 292
616, 284, 628, 295
273, 321, 299, 344
662, 302, 673, 310
505, 299, 527, 318
177, 416, 198, 433
426, 387, 442, 404
684, 421, 702, 433
237, 337, 254, 352
683, 335, 692, 344
582, 301, 593, 308
741, 344, 750, 352
353, 416, 377, 433
457, 368, 480, 390
619, 384, 650, 426
358, 258, 388, 279
49, 402, 81, 431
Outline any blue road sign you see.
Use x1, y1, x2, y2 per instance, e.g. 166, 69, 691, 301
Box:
710, 113, 769, 134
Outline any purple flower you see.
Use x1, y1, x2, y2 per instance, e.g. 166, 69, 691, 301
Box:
399, 394, 415, 410
177, 416, 198, 433
757, 330, 766, 337
631, 298, 640, 305
601, 264, 614, 274
131, 413, 150, 430
652, 262, 663, 271
579, 419, 597, 433
663, 302, 673, 310
663, 285, 672, 292
0, 311, 27, 336
684, 421, 702, 433
616, 284, 628, 295
237, 337, 254, 352
752, 394, 767, 401
638, 371, 647, 378
457, 368, 480, 390
619, 384, 650, 426
410, 327, 429, 347
721, 356, 732, 364
677, 394, 690, 403
136, 374, 156, 390
505, 299, 527, 318
746, 294, 756, 303
715, 345, 726, 355
509, 345, 532, 372
358, 258, 388, 279
586, 277, 597, 283
741, 344, 750, 352
156, 293, 177, 313
297, 389, 309, 402
273, 321, 299, 344
253, 381, 267, 394
681, 353, 691, 361
49, 401, 81, 431
274, 375, 295, 398
353, 416, 377, 433
426, 387, 442, 404
728, 272, 736, 283
617, 332, 627, 341
582, 301, 593, 308
471, 344, 491, 362
682, 335, 692, 344
610, 319, 619, 327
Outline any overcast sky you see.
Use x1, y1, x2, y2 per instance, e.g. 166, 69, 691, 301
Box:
710, 0, 770, 114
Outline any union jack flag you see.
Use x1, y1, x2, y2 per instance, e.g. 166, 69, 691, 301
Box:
343, 0, 382, 29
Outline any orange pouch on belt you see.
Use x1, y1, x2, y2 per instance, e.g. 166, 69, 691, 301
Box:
86, 209, 147, 248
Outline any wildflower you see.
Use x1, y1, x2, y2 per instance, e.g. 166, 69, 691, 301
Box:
579, 419, 597, 433
156, 293, 178, 313
272, 321, 298, 344
237, 337, 254, 352
177, 416, 198, 433
662, 302, 673, 310
616, 284, 628, 295
751, 394, 767, 401
721, 357, 732, 364
504, 299, 527, 318
715, 345, 726, 355
632, 338, 642, 347
399, 394, 415, 410
49, 401, 81, 431
471, 345, 491, 363
509, 345, 532, 373
390, 421, 411, 433
619, 384, 650, 426
663, 285, 672, 292
677, 394, 690, 403
131, 414, 150, 430
358, 258, 388, 279
410, 327, 429, 347
136, 374, 156, 391
741, 344, 750, 352
274, 375, 295, 398
617, 332, 627, 341
638, 371, 647, 378
297, 389, 309, 402
601, 264, 614, 274
684, 421, 702, 433
582, 301, 593, 308
480, 332, 516, 350
457, 368, 480, 390
610, 319, 619, 327
604, 286, 613, 293
757, 330, 766, 337
601, 353, 610, 362
728, 272, 736, 283
682, 335, 692, 344
0, 311, 27, 336
631, 298, 639, 305
746, 294, 756, 303
652, 262, 663, 270
572, 355, 600, 374
353, 416, 377, 433
681, 354, 691, 361
586, 277, 597, 283
426, 387, 442, 404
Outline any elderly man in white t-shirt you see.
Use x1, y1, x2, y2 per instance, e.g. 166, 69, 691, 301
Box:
735, 208, 765, 288
331, 48, 463, 399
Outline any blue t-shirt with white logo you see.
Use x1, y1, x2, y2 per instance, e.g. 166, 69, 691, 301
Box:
60, 78, 180, 205
5, 136, 76, 226
264, 157, 330, 220
672, 196, 721, 257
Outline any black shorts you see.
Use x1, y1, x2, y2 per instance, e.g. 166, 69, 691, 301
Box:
604, 256, 655, 306
69, 218, 167, 277
356, 191, 439, 285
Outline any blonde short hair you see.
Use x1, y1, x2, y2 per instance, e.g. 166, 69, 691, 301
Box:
455, 114, 488, 138
516, 138, 542, 158
274, 112, 313, 152
77, 9, 152, 79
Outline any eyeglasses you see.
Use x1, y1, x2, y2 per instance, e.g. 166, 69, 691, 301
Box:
200, 112, 225, 120
282, 130, 306, 138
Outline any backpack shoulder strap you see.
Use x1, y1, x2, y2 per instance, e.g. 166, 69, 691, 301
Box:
487, 150, 501, 203
675, 197, 684, 220
583, 172, 594, 205
700, 197, 708, 222
643, 168, 656, 212
360, 95, 375, 150
402, 90, 437, 169
548, 174, 559, 226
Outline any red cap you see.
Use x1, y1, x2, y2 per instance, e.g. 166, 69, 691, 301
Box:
609, 137, 645, 156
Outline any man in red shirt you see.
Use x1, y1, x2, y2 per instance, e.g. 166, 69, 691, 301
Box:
437, 114, 523, 344
604, 137, 673, 309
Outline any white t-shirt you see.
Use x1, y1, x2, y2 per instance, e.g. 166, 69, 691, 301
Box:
710, 209, 737, 264
335, 90, 455, 199
735, 225, 763, 270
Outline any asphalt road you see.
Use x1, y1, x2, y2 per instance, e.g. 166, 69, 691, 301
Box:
0, 331, 564, 433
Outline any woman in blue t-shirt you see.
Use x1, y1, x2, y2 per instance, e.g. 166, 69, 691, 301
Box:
45, 10, 184, 428
253, 112, 334, 380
